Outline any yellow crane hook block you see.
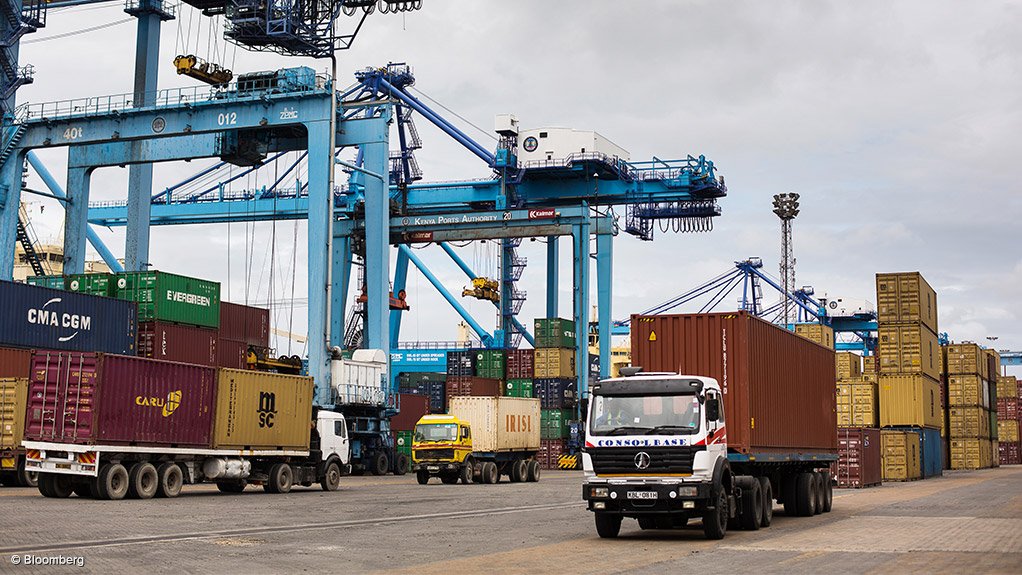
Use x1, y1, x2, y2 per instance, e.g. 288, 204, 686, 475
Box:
462, 277, 501, 303
173, 54, 234, 86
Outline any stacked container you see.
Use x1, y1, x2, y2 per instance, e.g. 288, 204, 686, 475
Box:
217, 302, 270, 369
795, 323, 835, 349
398, 372, 446, 413
996, 375, 1020, 465
875, 272, 942, 479
533, 318, 578, 466
833, 427, 882, 488
943, 342, 998, 469
503, 349, 534, 399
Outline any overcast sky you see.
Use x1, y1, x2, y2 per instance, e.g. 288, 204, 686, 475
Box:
16, 1, 1021, 375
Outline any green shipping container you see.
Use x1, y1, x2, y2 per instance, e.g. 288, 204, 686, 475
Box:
114, 271, 221, 328
66, 273, 117, 297
504, 378, 534, 398
541, 408, 572, 439
534, 318, 576, 349
475, 349, 507, 379
395, 430, 414, 459
26, 275, 67, 290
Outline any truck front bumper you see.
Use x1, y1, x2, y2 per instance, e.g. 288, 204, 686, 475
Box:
582, 481, 712, 515
412, 462, 460, 475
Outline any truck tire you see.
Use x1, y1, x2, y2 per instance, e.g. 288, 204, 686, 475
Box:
637, 517, 656, 530
157, 463, 184, 498
370, 452, 389, 476
812, 472, 824, 515
72, 482, 93, 498
265, 463, 294, 494
459, 461, 473, 484
36, 474, 54, 497
702, 488, 729, 540
758, 476, 774, 527
782, 474, 798, 516
440, 473, 459, 484
38, 474, 73, 498
128, 463, 158, 500
16, 460, 38, 488
95, 463, 129, 500
394, 453, 409, 476
482, 461, 498, 484
511, 459, 527, 483
526, 460, 541, 482
739, 478, 763, 531
217, 480, 247, 493
417, 470, 431, 485
821, 471, 833, 512
594, 512, 622, 539
795, 472, 815, 517
321, 462, 341, 492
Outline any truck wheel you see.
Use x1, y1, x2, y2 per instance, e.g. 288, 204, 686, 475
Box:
16, 461, 38, 488
459, 461, 473, 484
393, 453, 409, 476
782, 474, 798, 516
527, 460, 541, 482
482, 462, 498, 484
417, 470, 431, 485
511, 459, 527, 482
440, 473, 459, 484
702, 488, 729, 540
216, 480, 247, 493
72, 482, 93, 498
795, 472, 815, 517
739, 478, 763, 531
370, 452, 389, 476
37, 474, 54, 497
128, 463, 158, 500
321, 462, 341, 492
97, 463, 129, 500
265, 463, 294, 494
812, 472, 824, 515
758, 476, 774, 527
594, 512, 622, 539
821, 471, 833, 512
157, 463, 184, 498
38, 474, 72, 498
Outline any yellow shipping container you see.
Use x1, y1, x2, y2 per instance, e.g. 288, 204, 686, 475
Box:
944, 343, 985, 376
836, 352, 863, 380
878, 374, 942, 428
212, 369, 314, 450
878, 323, 940, 380
950, 438, 992, 470
997, 375, 1018, 399
875, 272, 938, 333
881, 429, 921, 481
861, 372, 878, 384
1, 379, 28, 468
947, 374, 986, 407
948, 406, 991, 439
998, 421, 1019, 443
534, 348, 575, 378
794, 323, 834, 349
836, 382, 878, 428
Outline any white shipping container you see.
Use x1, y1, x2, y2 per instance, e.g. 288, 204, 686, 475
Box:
332, 349, 388, 405
516, 127, 629, 164
448, 396, 541, 453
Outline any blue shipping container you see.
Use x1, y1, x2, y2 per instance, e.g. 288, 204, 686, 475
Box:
534, 378, 578, 409
0, 280, 137, 355
891, 426, 943, 479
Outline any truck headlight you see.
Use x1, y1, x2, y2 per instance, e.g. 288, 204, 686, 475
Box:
676, 486, 698, 497
590, 487, 609, 498
683, 501, 696, 509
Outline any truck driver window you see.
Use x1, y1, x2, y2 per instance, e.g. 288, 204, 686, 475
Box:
334, 421, 347, 438
589, 395, 701, 436
415, 423, 459, 442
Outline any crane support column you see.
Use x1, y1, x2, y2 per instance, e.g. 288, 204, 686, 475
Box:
330, 234, 351, 348
572, 213, 590, 404
361, 114, 392, 354
307, 118, 336, 405
547, 237, 559, 317
62, 165, 93, 275
390, 247, 410, 348
596, 232, 613, 378
0, 147, 26, 278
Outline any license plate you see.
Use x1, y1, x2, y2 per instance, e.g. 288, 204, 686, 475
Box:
427, 466, 440, 472
627, 491, 658, 500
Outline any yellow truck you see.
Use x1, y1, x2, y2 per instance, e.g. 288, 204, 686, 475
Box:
412, 396, 541, 485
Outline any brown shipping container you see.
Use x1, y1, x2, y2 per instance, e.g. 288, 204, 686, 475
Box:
217, 338, 250, 369
1, 378, 28, 454
877, 324, 940, 380
25, 351, 216, 447
445, 377, 502, 401
997, 398, 1019, 421
0, 346, 31, 378
834, 428, 881, 488
506, 349, 535, 379
212, 369, 312, 450
390, 393, 431, 432
138, 322, 218, 366
984, 348, 1000, 382
875, 272, 938, 333
219, 302, 270, 347
631, 312, 837, 455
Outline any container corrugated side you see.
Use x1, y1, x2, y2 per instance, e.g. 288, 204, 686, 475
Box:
881, 429, 921, 481
0, 378, 28, 453
26, 352, 216, 447
0, 346, 31, 378
216, 338, 249, 369
878, 374, 942, 428
212, 369, 312, 450
138, 322, 218, 366
834, 428, 881, 488
115, 271, 220, 328
794, 323, 835, 349
219, 302, 270, 347
534, 348, 575, 378
631, 312, 837, 455
890, 426, 942, 478
877, 324, 940, 380
948, 406, 991, 438
66, 273, 116, 297
950, 438, 989, 469
448, 396, 540, 453
997, 421, 1019, 443
947, 374, 986, 408
996, 375, 1018, 399
944, 343, 985, 375
836, 352, 863, 379
875, 272, 938, 333
391, 393, 430, 432
0, 281, 137, 355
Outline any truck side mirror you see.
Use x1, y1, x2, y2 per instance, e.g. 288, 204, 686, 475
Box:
706, 398, 720, 422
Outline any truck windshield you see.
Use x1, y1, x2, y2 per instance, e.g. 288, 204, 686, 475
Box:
589, 395, 701, 436
414, 423, 458, 442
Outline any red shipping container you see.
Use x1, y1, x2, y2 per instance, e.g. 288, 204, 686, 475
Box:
25, 351, 216, 447
631, 312, 837, 455
539, 438, 566, 469
997, 398, 1019, 421
506, 349, 535, 379
999, 441, 1021, 465
390, 393, 430, 431
834, 428, 882, 488
445, 377, 501, 400
217, 338, 250, 369
219, 302, 270, 347
0, 346, 31, 378
138, 322, 218, 366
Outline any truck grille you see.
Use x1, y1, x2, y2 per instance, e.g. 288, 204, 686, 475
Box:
415, 449, 454, 460
588, 445, 705, 475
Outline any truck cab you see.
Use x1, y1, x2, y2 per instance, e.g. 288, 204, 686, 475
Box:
411, 414, 474, 484
315, 410, 352, 471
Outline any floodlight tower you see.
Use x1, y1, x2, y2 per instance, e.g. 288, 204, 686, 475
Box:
772, 193, 800, 327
